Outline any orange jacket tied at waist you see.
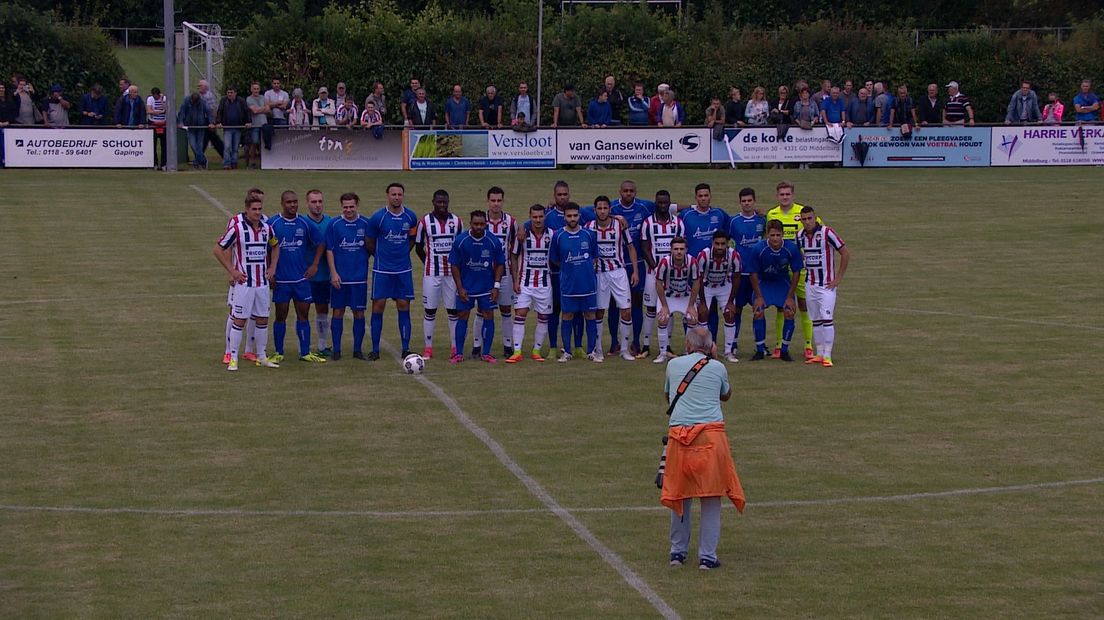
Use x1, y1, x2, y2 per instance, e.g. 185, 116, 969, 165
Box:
660, 422, 746, 517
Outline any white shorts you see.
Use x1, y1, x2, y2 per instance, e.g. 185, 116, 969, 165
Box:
422, 274, 457, 310
498, 272, 516, 307
515, 285, 553, 315
660, 295, 690, 320
804, 284, 837, 322
226, 286, 233, 307
703, 284, 733, 309
597, 268, 631, 310
643, 271, 658, 307
230, 284, 271, 320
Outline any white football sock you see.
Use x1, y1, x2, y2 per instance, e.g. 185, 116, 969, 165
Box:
224, 315, 234, 354
423, 313, 436, 348
245, 318, 256, 354
822, 323, 835, 359
512, 316, 526, 353
253, 323, 269, 360
229, 324, 243, 361
642, 308, 655, 346
316, 313, 330, 349
501, 312, 513, 349
724, 321, 736, 353
533, 316, 549, 352
619, 318, 631, 352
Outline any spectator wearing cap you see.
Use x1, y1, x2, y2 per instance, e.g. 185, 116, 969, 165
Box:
79, 84, 109, 125
216, 86, 250, 169
599, 75, 624, 124
312, 86, 336, 127
288, 88, 310, 126
918, 83, 942, 125
334, 82, 348, 108
1005, 81, 1041, 124
551, 83, 583, 128
1042, 92, 1064, 125
724, 87, 746, 127
43, 84, 71, 127
444, 84, 471, 129
478, 85, 504, 129
943, 81, 974, 125
585, 90, 611, 127
114, 84, 147, 127
146, 86, 168, 169
846, 87, 876, 127
1072, 79, 1100, 122
509, 81, 537, 127
406, 88, 436, 128
626, 82, 650, 126
649, 83, 669, 125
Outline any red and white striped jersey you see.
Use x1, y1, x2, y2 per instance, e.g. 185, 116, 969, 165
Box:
218, 218, 275, 287
415, 213, 463, 276
797, 224, 845, 286
513, 224, 553, 288
487, 212, 517, 253
584, 217, 627, 272
640, 215, 686, 272
695, 247, 742, 289
655, 256, 698, 298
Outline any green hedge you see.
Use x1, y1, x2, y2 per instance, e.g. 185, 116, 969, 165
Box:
0, 5, 124, 122
225, 2, 1104, 124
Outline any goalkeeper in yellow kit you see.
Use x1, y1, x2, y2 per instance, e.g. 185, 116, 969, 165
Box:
765, 180, 821, 360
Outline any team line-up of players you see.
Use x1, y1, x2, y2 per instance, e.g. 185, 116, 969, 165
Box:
213, 179, 850, 371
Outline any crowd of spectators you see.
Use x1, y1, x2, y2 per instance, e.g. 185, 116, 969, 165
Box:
1, 70, 1101, 169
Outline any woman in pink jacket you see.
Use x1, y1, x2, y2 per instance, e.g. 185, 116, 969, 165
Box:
1042, 92, 1064, 125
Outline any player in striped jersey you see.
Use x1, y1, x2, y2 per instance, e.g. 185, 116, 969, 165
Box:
690, 230, 742, 363
796, 206, 849, 367
746, 220, 803, 361
726, 187, 766, 361
415, 190, 463, 359
507, 204, 554, 363
325, 192, 372, 360
268, 190, 326, 363
639, 190, 684, 359
222, 187, 265, 364
304, 189, 334, 356
365, 182, 419, 360
586, 195, 639, 361
473, 186, 518, 358
764, 180, 821, 360
214, 195, 280, 371
653, 237, 699, 364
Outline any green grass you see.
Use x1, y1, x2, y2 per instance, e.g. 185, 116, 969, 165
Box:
116, 45, 187, 96
1, 167, 1102, 617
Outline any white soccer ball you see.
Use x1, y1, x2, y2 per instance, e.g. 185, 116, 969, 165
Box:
402, 353, 425, 375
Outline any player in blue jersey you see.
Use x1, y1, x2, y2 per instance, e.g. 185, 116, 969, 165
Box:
304, 189, 334, 356
473, 187, 518, 358
679, 183, 730, 342
325, 192, 372, 360
269, 190, 327, 363
608, 180, 655, 356
365, 182, 419, 360
726, 187, 766, 362
746, 220, 803, 361
550, 203, 602, 363
543, 181, 591, 356
448, 210, 506, 364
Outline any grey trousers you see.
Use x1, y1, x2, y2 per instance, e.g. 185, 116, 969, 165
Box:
669, 497, 722, 562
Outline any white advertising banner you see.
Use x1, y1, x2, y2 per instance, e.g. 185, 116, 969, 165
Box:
713, 127, 843, 164
990, 125, 1104, 166
555, 128, 711, 165
2, 127, 154, 168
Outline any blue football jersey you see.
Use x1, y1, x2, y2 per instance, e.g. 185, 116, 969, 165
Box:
747, 240, 803, 283
679, 207, 730, 257
728, 213, 767, 273
326, 215, 371, 283
306, 213, 333, 283
366, 206, 418, 274
550, 227, 599, 296
448, 231, 505, 295
269, 214, 323, 283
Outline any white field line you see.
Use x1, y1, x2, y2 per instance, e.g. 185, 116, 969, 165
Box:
845, 304, 1104, 333
380, 343, 681, 620
191, 184, 234, 218
3, 477, 1100, 520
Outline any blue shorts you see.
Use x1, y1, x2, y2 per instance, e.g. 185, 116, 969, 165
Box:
733, 277, 754, 307
273, 280, 313, 304
561, 293, 597, 314
626, 259, 646, 294
310, 280, 331, 305
759, 280, 793, 309
372, 271, 415, 301
331, 282, 368, 311
455, 293, 495, 312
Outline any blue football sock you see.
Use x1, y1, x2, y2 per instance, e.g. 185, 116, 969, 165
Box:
454, 317, 468, 354
707, 305, 719, 340
331, 318, 344, 354
370, 312, 383, 353
574, 314, 584, 348
782, 317, 795, 350
273, 321, 287, 355
607, 302, 618, 347
398, 310, 411, 352
631, 302, 643, 348
560, 318, 573, 352
353, 317, 366, 354
481, 315, 495, 356
549, 312, 560, 348
296, 320, 310, 357
753, 317, 766, 352
733, 311, 742, 350
586, 318, 599, 354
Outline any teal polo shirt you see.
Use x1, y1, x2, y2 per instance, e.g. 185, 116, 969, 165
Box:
664, 352, 730, 426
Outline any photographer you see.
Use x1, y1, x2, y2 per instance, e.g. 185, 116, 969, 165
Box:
43, 84, 71, 127
658, 327, 745, 571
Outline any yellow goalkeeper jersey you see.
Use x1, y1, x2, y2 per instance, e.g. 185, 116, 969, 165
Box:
766, 203, 821, 241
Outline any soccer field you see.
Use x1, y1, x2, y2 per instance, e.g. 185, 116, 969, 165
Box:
1, 166, 1102, 618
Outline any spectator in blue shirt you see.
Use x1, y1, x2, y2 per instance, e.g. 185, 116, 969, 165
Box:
1072, 79, 1100, 122
79, 84, 109, 125
820, 86, 846, 125
846, 87, 876, 127
114, 85, 146, 127
627, 82, 650, 126
400, 77, 420, 126
586, 90, 612, 127
1005, 81, 1041, 124
444, 84, 471, 129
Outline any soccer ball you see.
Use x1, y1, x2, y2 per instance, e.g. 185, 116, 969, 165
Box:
402, 353, 425, 375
